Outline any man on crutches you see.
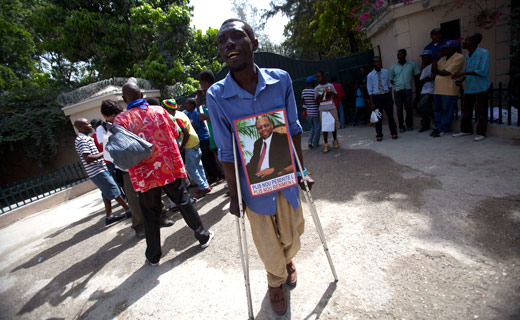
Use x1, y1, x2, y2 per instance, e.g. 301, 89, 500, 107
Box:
206, 19, 315, 316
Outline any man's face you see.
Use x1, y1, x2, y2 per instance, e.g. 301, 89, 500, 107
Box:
256, 117, 273, 140
373, 58, 382, 70
397, 50, 406, 61
316, 73, 325, 84
217, 21, 258, 73
200, 80, 211, 94
360, 67, 368, 76
462, 36, 472, 49
431, 32, 442, 43
78, 119, 93, 134
184, 102, 195, 112
421, 54, 432, 65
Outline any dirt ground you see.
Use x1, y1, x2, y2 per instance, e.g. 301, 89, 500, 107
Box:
0, 125, 519, 320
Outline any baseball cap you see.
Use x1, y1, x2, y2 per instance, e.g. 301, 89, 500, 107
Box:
430, 28, 442, 34
443, 40, 459, 48
306, 76, 316, 84
161, 99, 178, 110
421, 49, 433, 56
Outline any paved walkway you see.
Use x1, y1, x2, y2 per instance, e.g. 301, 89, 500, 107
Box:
0, 126, 519, 320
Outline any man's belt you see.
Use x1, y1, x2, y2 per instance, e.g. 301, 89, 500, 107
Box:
374, 90, 389, 95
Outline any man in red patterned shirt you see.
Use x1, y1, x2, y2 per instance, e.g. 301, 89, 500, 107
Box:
114, 82, 214, 266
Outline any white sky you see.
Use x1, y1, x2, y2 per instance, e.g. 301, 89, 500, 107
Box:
189, 0, 288, 44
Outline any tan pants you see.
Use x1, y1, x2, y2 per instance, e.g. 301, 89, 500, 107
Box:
245, 193, 305, 287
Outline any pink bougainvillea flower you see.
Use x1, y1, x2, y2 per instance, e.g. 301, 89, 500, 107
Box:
355, 25, 363, 32
358, 12, 371, 22
374, 0, 384, 9
403, 0, 413, 4
349, 12, 355, 18
362, 0, 370, 4
352, 5, 359, 12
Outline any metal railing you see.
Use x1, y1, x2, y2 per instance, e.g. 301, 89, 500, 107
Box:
456, 82, 518, 126
0, 162, 88, 214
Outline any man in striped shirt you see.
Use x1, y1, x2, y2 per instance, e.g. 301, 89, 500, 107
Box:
74, 118, 130, 225
452, 33, 490, 141
301, 76, 320, 148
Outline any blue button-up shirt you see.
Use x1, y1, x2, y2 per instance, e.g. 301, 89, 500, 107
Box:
184, 109, 209, 141
464, 47, 490, 94
367, 68, 392, 95
206, 66, 303, 215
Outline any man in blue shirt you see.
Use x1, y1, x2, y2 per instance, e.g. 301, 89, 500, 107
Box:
390, 49, 420, 132
367, 56, 398, 141
424, 28, 447, 61
451, 33, 490, 141
206, 18, 314, 316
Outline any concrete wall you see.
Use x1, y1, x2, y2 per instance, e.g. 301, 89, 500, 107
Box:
367, 0, 510, 85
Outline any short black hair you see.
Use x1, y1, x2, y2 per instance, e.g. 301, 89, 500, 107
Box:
398, 48, 407, 56
373, 56, 382, 61
470, 33, 483, 45
199, 70, 215, 84
100, 99, 123, 117
147, 97, 160, 105
255, 115, 274, 126
185, 97, 197, 107
431, 28, 442, 34
221, 19, 255, 41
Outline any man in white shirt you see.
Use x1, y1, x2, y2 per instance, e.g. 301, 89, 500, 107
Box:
417, 50, 435, 132
367, 56, 398, 141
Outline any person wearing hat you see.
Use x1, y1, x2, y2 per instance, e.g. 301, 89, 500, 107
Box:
424, 28, 447, 61
162, 98, 211, 199
301, 75, 320, 148
417, 49, 435, 132
431, 39, 465, 137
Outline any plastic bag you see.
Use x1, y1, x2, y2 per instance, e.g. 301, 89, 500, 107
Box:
321, 111, 335, 132
370, 110, 382, 124
105, 124, 153, 170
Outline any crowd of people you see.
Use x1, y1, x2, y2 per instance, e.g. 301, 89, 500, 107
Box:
302, 28, 491, 148
72, 21, 491, 317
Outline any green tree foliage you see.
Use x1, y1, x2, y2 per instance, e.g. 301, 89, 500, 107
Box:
264, 0, 370, 59
0, 0, 38, 91
1, 0, 224, 168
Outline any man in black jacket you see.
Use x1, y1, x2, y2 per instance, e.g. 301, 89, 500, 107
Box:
246, 115, 293, 184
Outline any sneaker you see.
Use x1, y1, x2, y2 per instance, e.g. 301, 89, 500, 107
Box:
125, 210, 132, 218
146, 258, 159, 266
474, 135, 486, 142
268, 285, 287, 315
391, 134, 398, 140
333, 140, 339, 149
160, 217, 175, 228
452, 132, 472, 137
430, 130, 440, 137
323, 144, 330, 153
376, 136, 383, 142
105, 214, 125, 226
308, 143, 313, 149
286, 261, 297, 287
194, 187, 211, 199
439, 131, 447, 137
200, 230, 214, 249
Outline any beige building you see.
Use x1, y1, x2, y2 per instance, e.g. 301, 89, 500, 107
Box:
365, 0, 510, 85
59, 78, 160, 132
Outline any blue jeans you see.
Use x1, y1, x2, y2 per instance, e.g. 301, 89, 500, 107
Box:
337, 102, 345, 128
184, 145, 209, 190
306, 115, 321, 147
434, 95, 457, 133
